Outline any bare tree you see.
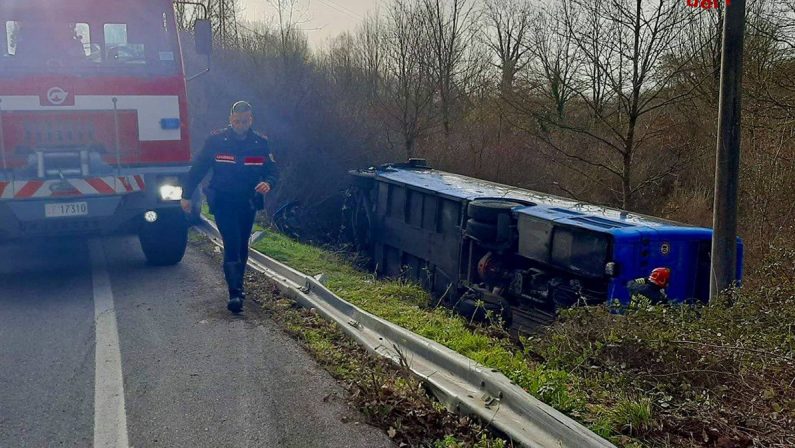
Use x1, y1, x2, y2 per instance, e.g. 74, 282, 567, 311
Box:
673, 1, 732, 105
561, 0, 616, 115
744, 0, 795, 117
526, 2, 580, 118
522, 0, 698, 208
382, 0, 436, 158
482, 0, 533, 96
323, 33, 358, 88
355, 13, 385, 100
420, 0, 478, 138
266, 0, 309, 59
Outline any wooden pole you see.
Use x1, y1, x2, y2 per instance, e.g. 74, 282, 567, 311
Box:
710, 0, 746, 299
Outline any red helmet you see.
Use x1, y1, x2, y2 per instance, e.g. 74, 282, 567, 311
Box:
648, 267, 671, 287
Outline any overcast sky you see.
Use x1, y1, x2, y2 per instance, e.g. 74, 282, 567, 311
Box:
239, 0, 380, 48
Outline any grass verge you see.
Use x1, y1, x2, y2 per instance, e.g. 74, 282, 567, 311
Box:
248, 227, 795, 448
248, 229, 602, 438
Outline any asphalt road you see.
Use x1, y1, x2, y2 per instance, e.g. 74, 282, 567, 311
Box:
0, 235, 393, 448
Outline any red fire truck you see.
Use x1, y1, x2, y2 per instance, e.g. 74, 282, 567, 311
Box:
0, 0, 211, 265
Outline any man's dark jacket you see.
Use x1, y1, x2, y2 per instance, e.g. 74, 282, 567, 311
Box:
182, 126, 279, 211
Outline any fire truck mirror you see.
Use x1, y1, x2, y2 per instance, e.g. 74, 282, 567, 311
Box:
195, 20, 212, 56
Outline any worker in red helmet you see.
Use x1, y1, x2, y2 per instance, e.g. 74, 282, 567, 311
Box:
627, 267, 671, 304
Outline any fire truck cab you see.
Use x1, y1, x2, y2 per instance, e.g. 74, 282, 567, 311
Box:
0, 0, 207, 265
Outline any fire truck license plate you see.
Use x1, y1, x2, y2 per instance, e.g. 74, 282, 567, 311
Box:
45, 202, 88, 218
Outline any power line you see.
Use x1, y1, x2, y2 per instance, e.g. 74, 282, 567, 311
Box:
312, 0, 364, 20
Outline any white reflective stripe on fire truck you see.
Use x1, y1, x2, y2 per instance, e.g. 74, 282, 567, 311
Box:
0, 95, 181, 141
0, 175, 145, 199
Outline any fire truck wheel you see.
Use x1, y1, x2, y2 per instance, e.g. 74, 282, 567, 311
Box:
139, 210, 188, 266
467, 199, 524, 223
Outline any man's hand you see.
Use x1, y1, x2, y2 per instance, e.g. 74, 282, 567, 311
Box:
255, 182, 271, 195
180, 199, 192, 213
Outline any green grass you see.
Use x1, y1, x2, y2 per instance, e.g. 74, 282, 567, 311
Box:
610, 397, 654, 435
250, 228, 589, 417
433, 434, 508, 448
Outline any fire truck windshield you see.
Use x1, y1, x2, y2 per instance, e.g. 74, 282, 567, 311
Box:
0, 10, 179, 77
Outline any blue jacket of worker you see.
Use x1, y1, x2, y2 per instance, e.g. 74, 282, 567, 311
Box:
182, 126, 279, 212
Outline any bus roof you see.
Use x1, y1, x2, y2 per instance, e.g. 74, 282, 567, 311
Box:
362, 165, 707, 234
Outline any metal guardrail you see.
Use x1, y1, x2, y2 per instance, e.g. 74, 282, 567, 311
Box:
196, 217, 616, 448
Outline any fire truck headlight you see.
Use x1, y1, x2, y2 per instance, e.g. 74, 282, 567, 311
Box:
144, 210, 158, 223
159, 184, 183, 201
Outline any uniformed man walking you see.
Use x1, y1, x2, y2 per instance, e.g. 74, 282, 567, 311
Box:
181, 101, 279, 313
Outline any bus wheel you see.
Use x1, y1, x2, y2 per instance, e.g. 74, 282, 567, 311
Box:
465, 219, 498, 241
139, 209, 188, 266
467, 199, 524, 223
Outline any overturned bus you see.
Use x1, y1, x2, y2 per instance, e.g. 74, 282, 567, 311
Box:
349, 160, 743, 330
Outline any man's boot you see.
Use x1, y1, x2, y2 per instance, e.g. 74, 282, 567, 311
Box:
223, 261, 244, 313
238, 259, 248, 301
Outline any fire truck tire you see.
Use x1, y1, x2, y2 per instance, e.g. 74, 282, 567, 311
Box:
467, 199, 524, 223
139, 210, 188, 266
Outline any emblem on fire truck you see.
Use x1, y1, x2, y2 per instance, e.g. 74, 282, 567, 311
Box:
46, 87, 69, 105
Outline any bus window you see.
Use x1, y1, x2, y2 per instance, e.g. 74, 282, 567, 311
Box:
551, 227, 610, 277
517, 216, 553, 263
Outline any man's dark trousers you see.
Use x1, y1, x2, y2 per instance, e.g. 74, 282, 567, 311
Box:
214, 200, 256, 298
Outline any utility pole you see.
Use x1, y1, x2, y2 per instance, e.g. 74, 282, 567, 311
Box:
215, 0, 239, 48
710, 0, 746, 300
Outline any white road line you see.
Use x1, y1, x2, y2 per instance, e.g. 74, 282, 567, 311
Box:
89, 239, 130, 448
